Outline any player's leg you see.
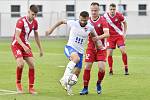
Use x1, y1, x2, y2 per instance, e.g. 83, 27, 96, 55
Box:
16, 57, 24, 93
71, 53, 83, 79
11, 45, 24, 93
80, 49, 95, 95
66, 67, 81, 95
61, 52, 80, 84
97, 61, 106, 94
107, 49, 114, 75
60, 46, 80, 89
117, 36, 129, 75
96, 49, 106, 94
80, 62, 93, 95
107, 38, 116, 75
119, 46, 129, 75
24, 57, 37, 94
66, 54, 83, 95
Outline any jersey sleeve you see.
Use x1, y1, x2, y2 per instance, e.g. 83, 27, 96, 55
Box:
101, 17, 109, 30
119, 13, 125, 22
34, 19, 38, 32
16, 19, 24, 32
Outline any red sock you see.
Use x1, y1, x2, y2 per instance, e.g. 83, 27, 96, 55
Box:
29, 68, 35, 89
16, 66, 23, 83
108, 56, 113, 71
83, 69, 91, 87
122, 53, 128, 69
97, 71, 105, 84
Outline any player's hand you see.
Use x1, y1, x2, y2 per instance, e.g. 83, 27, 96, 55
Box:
92, 36, 99, 41
39, 49, 43, 57
23, 45, 31, 53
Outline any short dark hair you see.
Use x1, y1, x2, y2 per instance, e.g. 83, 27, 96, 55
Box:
30, 5, 38, 13
80, 11, 89, 17
90, 2, 100, 6
110, 3, 116, 7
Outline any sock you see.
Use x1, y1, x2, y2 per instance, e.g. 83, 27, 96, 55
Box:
62, 61, 76, 83
29, 68, 35, 89
108, 56, 113, 71
83, 69, 91, 88
97, 71, 105, 84
16, 66, 23, 83
122, 53, 128, 69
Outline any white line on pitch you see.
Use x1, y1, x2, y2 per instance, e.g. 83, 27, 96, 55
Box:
0, 89, 17, 93
0, 92, 18, 95
57, 65, 65, 68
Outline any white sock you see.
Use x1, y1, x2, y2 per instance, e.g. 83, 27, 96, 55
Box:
62, 61, 76, 83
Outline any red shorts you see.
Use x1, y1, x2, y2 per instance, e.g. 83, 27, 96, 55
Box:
107, 36, 125, 49
11, 44, 33, 59
85, 49, 107, 62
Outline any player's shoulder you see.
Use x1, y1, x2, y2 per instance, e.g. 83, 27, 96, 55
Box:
116, 12, 124, 17
67, 19, 76, 24
16, 16, 25, 24
87, 19, 92, 25
18, 16, 24, 20
33, 18, 38, 24
87, 19, 93, 26
99, 15, 107, 23
100, 15, 106, 20
86, 21, 94, 30
67, 19, 76, 22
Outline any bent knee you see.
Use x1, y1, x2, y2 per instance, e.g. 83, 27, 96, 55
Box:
16, 58, 24, 67
71, 53, 80, 63
85, 63, 93, 70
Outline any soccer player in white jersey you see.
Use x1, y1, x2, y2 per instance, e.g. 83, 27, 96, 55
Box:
46, 11, 102, 95
11, 5, 43, 94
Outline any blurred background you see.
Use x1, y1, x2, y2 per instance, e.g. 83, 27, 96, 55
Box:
0, 0, 150, 37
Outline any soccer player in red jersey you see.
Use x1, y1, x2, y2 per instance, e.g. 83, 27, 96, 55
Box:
80, 2, 109, 95
11, 5, 43, 94
104, 3, 129, 75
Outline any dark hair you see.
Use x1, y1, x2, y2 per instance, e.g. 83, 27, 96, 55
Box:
110, 3, 116, 7
30, 5, 38, 13
90, 2, 100, 6
80, 11, 89, 17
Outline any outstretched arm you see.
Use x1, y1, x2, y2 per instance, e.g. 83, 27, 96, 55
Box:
45, 20, 66, 36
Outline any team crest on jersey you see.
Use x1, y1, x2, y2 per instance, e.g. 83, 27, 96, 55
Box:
115, 18, 118, 22
98, 24, 101, 27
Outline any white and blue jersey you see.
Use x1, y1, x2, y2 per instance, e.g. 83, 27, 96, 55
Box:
64, 20, 94, 69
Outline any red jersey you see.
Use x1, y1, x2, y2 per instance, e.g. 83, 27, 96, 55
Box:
87, 16, 109, 49
11, 16, 38, 46
105, 12, 125, 37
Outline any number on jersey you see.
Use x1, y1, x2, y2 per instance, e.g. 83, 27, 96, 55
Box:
75, 37, 83, 44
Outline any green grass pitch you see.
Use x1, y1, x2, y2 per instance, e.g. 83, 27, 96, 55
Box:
0, 38, 150, 100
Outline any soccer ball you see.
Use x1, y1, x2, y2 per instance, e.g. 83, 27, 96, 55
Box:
68, 74, 78, 86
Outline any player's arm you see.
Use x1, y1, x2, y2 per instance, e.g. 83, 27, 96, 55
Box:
15, 30, 31, 53
123, 21, 127, 37
34, 31, 43, 57
92, 28, 110, 41
45, 20, 66, 36
120, 13, 127, 37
